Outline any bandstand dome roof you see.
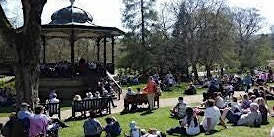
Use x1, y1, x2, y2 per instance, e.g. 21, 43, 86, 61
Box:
49, 6, 93, 25
41, 1, 124, 38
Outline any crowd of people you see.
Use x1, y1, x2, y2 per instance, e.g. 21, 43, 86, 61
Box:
39, 59, 99, 78
2, 70, 274, 136
165, 70, 274, 136
1, 102, 69, 137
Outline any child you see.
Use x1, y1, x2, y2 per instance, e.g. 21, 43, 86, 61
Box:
170, 97, 187, 119
127, 121, 140, 137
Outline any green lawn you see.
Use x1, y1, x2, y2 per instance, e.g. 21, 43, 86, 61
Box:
60, 101, 274, 137
122, 83, 205, 99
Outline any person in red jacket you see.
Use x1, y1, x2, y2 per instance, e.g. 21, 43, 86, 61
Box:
143, 76, 157, 111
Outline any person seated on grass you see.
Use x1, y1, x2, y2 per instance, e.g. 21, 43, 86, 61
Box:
221, 102, 262, 127
202, 78, 210, 88
125, 121, 140, 137
167, 107, 200, 136
17, 102, 32, 135
2, 112, 26, 137
255, 97, 269, 124
213, 92, 226, 109
170, 97, 187, 119
201, 99, 226, 135
240, 94, 252, 109
225, 83, 234, 97
29, 105, 64, 137
184, 83, 197, 95
104, 117, 121, 137
227, 97, 242, 114
83, 111, 103, 137
17, 102, 32, 120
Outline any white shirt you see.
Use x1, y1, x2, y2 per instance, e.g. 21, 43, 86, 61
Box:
202, 106, 221, 131
127, 90, 136, 95
48, 98, 60, 103
215, 97, 226, 109
184, 117, 200, 135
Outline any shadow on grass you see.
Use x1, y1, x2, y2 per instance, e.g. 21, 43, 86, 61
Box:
140, 110, 154, 115
120, 107, 154, 115
64, 113, 109, 122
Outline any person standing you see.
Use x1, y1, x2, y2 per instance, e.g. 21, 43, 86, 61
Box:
243, 72, 252, 93
143, 77, 157, 111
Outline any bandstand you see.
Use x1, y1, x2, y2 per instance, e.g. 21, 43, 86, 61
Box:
39, 0, 124, 101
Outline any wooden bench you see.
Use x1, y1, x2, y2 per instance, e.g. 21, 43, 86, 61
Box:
71, 97, 111, 118
42, 102, 61, 119
124, 93, 160, 111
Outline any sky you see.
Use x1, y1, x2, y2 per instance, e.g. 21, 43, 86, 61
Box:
1, 0, 274, 33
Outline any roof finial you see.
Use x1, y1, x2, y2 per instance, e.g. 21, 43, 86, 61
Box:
70, 0, 75, 6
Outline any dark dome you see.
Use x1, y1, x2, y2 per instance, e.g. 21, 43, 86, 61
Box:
49, 6, 93, 25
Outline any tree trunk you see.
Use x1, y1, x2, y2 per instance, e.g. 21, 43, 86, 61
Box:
15, 32, 40, 109
14, 0, 46, 109
0, 1, 46, 109
220, 67, 224, 76
192, 63, 199, 82
205, 65, 211, 78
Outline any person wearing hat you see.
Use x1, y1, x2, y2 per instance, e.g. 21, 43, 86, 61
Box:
17, 102, 32, 120
127, 121, 140, 137
221, 102, 262, 127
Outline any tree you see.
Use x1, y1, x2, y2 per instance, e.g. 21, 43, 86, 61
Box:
122, 0, 158, 42
0, 0, 47, 108
233, 8, 264, 68
120, 0, 158, 71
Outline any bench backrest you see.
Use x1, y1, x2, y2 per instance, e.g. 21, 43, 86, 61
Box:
72, 97, 110, 112
46, 102, 60, 114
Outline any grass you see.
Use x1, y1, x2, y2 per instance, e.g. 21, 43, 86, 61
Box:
122, 83, 205, 99
60, 101, 274, 137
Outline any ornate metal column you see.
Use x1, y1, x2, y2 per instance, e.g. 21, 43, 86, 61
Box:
97, 38, 100, 62
103, 37, 107, 67
70, 30, 75, 64
111, 36, 115, 64
42, 35, 46, 63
